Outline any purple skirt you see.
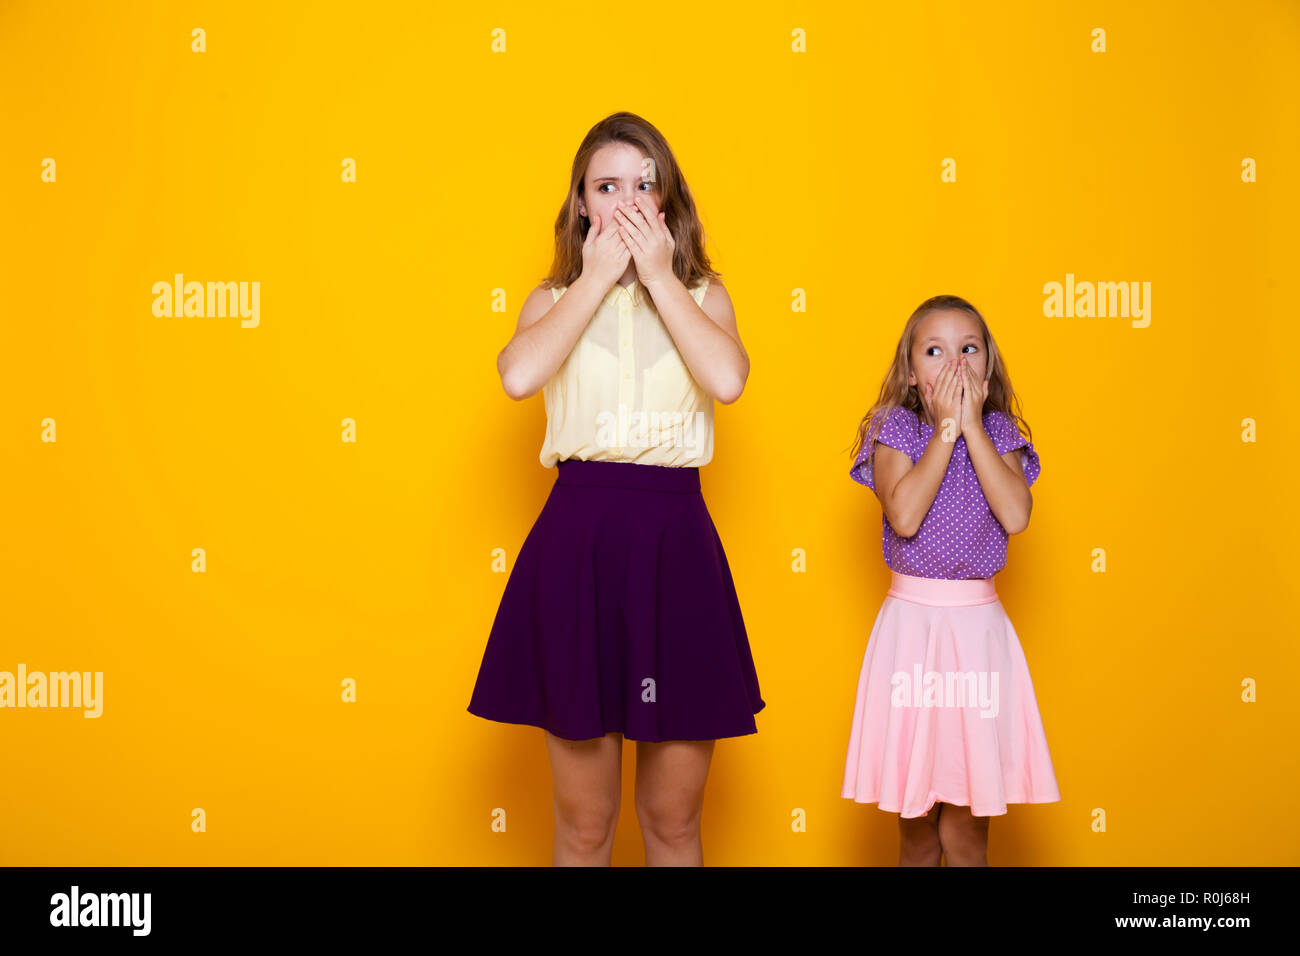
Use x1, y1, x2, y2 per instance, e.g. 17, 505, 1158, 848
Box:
468, 457, 765, 741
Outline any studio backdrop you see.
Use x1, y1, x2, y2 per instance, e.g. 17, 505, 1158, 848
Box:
2, 0, 1297, 864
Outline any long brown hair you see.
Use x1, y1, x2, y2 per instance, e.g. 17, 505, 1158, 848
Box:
542, 112, 719, 290
848, 295, 1035, 465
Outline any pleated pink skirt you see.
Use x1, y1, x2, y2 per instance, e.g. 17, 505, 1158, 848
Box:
842, 570, 1060, 818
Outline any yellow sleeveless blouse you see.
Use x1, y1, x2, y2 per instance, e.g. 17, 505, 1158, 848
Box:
539, 277, 714, 468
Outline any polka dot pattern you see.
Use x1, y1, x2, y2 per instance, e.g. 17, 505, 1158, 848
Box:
849, 405, 1041, 580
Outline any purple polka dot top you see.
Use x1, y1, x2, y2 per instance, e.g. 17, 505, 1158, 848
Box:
849, 405, 1041, 580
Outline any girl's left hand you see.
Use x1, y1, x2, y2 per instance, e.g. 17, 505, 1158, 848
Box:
614, 196, 675, 287
958, 358, 990, 438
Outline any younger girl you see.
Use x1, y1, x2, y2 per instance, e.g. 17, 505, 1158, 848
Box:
841, 294, 1060, 866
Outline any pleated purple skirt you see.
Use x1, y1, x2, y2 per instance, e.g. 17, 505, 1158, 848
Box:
468, 457, 765, 742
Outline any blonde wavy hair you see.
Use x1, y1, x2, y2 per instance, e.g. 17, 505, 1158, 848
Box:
848, 295, 1035, 465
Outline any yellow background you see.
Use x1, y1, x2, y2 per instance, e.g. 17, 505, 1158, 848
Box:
2, 0, 1297, 865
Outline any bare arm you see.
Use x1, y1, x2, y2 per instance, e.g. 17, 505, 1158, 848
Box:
966, 429, 1033, 534
497, 272, 611, 400
643, 274, 748, 404
870, 434, 955, 538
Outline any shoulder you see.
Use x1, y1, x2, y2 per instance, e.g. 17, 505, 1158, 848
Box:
516, 283, 560, 332
879, 404, 923, 440
696, 274, 728, 315
982, 409, 1041, 486
849, 404, 923, 489
872, 405, 926, 459
981, 409, 1027, 451
888, 404, 922, 428
696, 275, 742, 341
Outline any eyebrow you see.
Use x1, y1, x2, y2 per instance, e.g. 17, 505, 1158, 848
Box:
920, 335, 980, 344
591, 176, 653, 184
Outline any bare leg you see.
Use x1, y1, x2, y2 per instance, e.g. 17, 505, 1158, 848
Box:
898, 802, 942, 866
634, 738, 715, 866
544, 730, 623, 866
937, 802, 990, 866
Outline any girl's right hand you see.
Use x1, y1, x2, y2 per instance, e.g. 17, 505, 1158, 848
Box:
580, 212, 632, 289
922, 360, 964, 441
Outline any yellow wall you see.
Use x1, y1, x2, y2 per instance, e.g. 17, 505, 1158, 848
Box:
2, 0, 1297, 865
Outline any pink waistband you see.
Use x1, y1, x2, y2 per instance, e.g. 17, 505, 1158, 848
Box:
886, 570, 998, 607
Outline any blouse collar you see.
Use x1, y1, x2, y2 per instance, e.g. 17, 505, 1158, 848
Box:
603, 279, 645, 308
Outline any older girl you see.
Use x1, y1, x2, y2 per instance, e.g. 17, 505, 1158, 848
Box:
469, 112, 764, 866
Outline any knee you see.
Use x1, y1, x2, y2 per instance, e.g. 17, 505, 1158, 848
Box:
899, 825, 939, 847
941, 842, 988, 866
938, 814, 989, 865
554, 799, 619, 852
634, 796, 701, 848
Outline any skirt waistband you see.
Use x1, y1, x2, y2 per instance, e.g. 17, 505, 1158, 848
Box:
887, 570, 998, 607
555, 457, 701, 494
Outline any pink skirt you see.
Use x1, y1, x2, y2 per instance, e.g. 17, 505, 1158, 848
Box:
842, 570, 1061, 818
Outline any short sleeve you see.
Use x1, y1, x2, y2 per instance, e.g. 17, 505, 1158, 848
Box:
849, 406, 923, 491
985, 411, 1041, 488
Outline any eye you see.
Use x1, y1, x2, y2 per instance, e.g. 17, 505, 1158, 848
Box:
598, 183, 614, 193
962, 343, 978, 353
638, 181, 653, 191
